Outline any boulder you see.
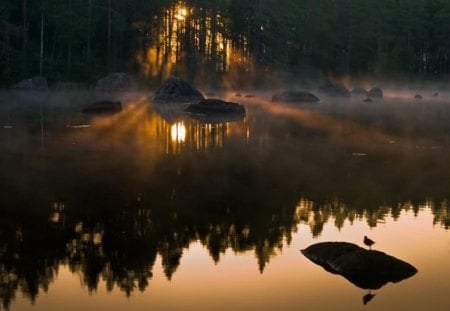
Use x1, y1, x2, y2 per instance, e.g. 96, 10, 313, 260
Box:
351, 87, 368, 97
95, 73, 136, 92
12, 76, 48, 91
301, 242, 417, 290
368, 87, 383, 98
185, 99, 245, 116
319, 82, 350, 97
82, 100, 122, 114
153, 76, 205, 103
272, 91, 319, 103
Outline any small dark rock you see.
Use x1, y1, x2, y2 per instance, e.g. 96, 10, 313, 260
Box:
95, 72, 136, 92
363, 97, 373, 103
414, 94, 423, 100
351, 87, 368, 97
319, 82, 350, 97
368, 87, 383, 98
301, 242, 417, 290
185, 98, 245, 116
82, 100, 122, 114
245, 94, 255, 98
433, 92, 439, 97
12, 76, 48, 91
235, 93, 242, 97
272, 91, 320, 103
154, 76, 205, 103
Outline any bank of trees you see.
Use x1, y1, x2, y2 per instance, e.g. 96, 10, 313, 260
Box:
1, 0, 450, 86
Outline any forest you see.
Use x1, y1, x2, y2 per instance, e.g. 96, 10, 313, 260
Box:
2, 0, 450, 88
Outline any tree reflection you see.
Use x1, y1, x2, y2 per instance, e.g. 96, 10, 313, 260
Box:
1, 95, 450, 307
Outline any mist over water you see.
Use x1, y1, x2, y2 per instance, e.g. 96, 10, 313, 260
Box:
0, 90, 449, 310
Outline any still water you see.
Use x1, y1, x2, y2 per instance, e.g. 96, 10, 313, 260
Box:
0, 91, 449, 311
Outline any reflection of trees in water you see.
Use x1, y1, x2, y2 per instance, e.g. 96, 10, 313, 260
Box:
2, 98, 450, 307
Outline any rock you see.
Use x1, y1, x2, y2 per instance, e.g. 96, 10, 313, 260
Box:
368, 87, 383, 98
153, 76, 205, 103
414, 94, 423, 99
245, 94, 255, 98
351, 87, 368, 97
433, 92, 439, 97
235, 93, 242, 97
301, 242, 417, 290
95, 72, 137, 92
319, 82, 350, 97
82, 100, 122, 114
363, 97, 372, 103
185, 99, 245, 116
12, 76, 48, 91
272, 91, 320, 103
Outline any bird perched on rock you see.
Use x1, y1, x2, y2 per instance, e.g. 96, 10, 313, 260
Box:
364, 236, 375, 250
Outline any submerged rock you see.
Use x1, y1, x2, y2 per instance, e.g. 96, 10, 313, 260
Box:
368, 87, 383, 98
153, 76, 205, 103
319, 82, 350, 97
95, 72, 137, 92
351, 87, 368, 97
185, 99, 245, 116
301, 242, 417, 290
12, 76, 48, 91
272, 91, 319, 103
82, 100, 122, 114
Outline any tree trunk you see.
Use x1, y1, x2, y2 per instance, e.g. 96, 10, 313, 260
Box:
107, 0, 112, 73
87, 0, 93, 61
40, 2, 44, 76
68, 0, 72, 77
22, 0, 28, 75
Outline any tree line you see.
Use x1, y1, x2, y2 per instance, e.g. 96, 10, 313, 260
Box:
1, 0, 450, 87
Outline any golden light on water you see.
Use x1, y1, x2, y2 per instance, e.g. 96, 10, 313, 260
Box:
171, 121, 187, 143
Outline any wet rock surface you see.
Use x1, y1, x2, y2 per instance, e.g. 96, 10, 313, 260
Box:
368, 87, 383, 98
153, 76, 205, 103
351, 87, 369, 97
185, 98, 245, 116
301, 242, 417, 290
272, 91, 319, 103
82, 100, 122, 114
318, 82, 350, 97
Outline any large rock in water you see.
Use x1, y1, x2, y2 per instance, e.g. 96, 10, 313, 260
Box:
301, 242, 417, 290
82, 100, 122, 115
272, 91, 319, 103
318, 82, 350, 97
350, 87, 369, 97
153, 76, 205, 103
368, 87, 383, 98
95, 73, 136, 92
12, 76, 48, 91
185, 99, 245, 116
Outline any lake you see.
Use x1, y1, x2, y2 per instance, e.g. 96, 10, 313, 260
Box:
0, 90, 449, 311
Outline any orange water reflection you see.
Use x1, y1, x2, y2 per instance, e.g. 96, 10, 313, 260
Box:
11, 209, 449, 311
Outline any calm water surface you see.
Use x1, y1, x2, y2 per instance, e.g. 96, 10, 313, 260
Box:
0, 91, 449, 311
